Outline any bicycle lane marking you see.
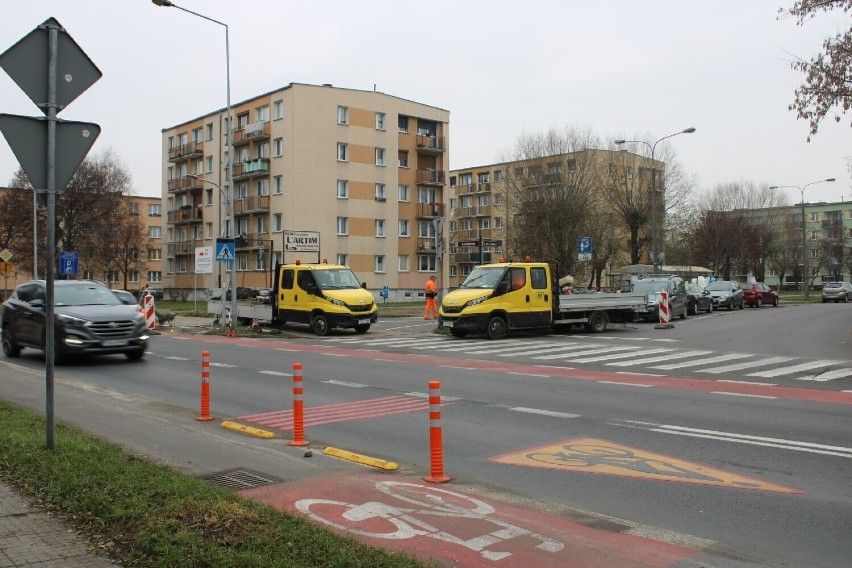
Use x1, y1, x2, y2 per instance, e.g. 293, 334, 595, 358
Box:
241, 472, 700, 567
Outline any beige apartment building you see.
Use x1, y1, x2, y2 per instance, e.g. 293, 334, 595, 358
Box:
159, 83, 449, 298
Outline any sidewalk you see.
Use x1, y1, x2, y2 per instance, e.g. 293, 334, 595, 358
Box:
0, 480, 117, 567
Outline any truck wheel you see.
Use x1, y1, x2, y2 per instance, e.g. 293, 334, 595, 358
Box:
311, 315, 330, 336
354, 324, 370, 333
486, 316, 508, 340
584, 311, 608, 333
450, 328, 468, 338
2, 328, 20, 357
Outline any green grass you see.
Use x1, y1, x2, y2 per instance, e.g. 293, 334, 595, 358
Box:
0, 401, 432, 568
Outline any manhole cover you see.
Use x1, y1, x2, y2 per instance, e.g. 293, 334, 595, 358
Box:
200, 468, 281, 490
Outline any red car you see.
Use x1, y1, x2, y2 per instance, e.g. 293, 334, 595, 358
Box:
741, 282, 779, 308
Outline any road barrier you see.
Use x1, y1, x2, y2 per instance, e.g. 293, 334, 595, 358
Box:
655, 291, 674, 329
289, 362, 309, 447
196, 351, 214, 421
424, 380, 450, 483
144, 294, 156, 330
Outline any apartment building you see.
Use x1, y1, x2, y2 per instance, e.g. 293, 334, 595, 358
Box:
159, 83, 449, 297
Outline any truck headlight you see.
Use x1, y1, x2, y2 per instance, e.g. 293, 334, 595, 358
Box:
465, 295, 491, 308
328, 297, 347, 307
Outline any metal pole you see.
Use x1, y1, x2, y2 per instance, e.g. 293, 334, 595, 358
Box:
801, 190, 807, 298
32, 190, 38, 280
650, 159, 657, 272
44, 22, 59, 450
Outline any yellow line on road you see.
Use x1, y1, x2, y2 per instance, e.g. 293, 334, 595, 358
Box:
221, 421, 276, 438
324, 446, 399, 470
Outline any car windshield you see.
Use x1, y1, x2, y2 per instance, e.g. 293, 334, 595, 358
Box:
312, 268, 362, 289
632, 280, 669, 294
741, 283, 756, 290
55, 284, 123, 306
706, 281, 733, 291
459, 266, 506, 289
824, 282, 842, 289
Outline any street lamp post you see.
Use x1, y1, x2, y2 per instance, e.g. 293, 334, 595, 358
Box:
769, 178, 835, 299
153, 0, 237, 326
615, 128, 696, 273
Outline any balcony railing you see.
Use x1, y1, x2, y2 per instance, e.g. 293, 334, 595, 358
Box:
167, 206, 203, 224
415, 134, 446, 152
232, 195, 270, 214
454, 205, 491, 218
416, 237, 438, 253
168, 142, 203, 162
232, 158, 270, 180
167, 239, 205, 255
416, 202, 445, 218
456, 182, 491, 195
234, 233, 274, 250
232, 121, 271, 145
416, 169, 445, 186
167, 176, 203, 192
453, 229, 493, 240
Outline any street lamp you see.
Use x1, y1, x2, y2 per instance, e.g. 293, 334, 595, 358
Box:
769, 178, 835, 298
153, 0, 236, 326
615, 127, 696, 272
188, 175, 237, 323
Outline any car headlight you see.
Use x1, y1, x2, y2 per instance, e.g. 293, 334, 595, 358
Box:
327, 297, 347, 307
719, 293, 729, 300
465, 295, 491, 308
57, 313, 88, 326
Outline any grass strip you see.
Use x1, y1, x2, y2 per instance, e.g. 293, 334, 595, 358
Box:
0, 400, 432, 568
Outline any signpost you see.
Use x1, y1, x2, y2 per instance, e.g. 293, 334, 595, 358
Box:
0, 18, 102, 449
0, 248, 11, 300
58, 251, 78, 276
577, 236, 592, 262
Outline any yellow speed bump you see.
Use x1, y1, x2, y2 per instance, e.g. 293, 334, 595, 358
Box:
221, 421, 276, 439
324, 447, 399, 470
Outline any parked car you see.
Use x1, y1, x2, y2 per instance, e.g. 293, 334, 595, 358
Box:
631, 276, 687, 321
685, 283, 713, 314
1, 280, 149, 363
706, 280, 744, 310
112, 289, 138, 305
741, 282, 779, 308
821, 281, 852, 303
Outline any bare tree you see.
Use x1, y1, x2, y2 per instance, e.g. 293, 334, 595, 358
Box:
779, 0, 852, 140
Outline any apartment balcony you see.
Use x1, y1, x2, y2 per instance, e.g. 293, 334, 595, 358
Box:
416, 202, 445, 218
453, 228, 493, 240
167, 239, 205, 255
416, 237, 438, 254
168, 142, 203, 163
415, 134, 446, 153
233, 195, 270, 214
167, 175, 203, 193
232, 121, 271, 146
456, 182, 491, 195
232, 158, 270, 180
454, 205, 491, 219
167, 205, 203, 224
235, 233, 274, 251
416, 168, 445, 186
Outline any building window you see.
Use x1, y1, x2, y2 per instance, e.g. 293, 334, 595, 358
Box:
337, 179, 348, 198
274, 138, 283, 157
494, 169, 503, 181
375, 147, 385, 166
273, 213, 282, 232
495, 217, 503, 229
129, 270, 140, 283
205, 155, 213, 172
449, 198, 456, 211
375, 219, 385, 237
375, 183, 386, 200
149, 226, 161, 239
337, 106, 349, 125
148, 203, 162, 216
193, 127, 202, 143
477, 172, 490, 184
129, 202, 140, 215
398, 220, 409, 236
450, 265, 457, 277
256, 142, 269, 159
256, 105, 269, 122
398, 184, 409, 202
205, 123, 213, 140
398, 115, 409, 133
376, 112, 385, 130
375, 255, 385, 273
206, 222, 213, 239
274, 175, 283, 194
337, 142, 348, 161
626, 166, 634, 179
398, 254, 409, 272
449, 176, 456, 187
255, 215, 268, 234
495, 193, 503, 205
398, 150, 409, 168
337, 217, 348, 235
567, 159, 576, 172
148, 248, 162, 260
459, 173, 472, 186
273, 99, 283, 120
148, 271, 162, 283
418, 255, 436, 272
256, 178, 269, 196
337, 253, 348, 266
206, 188, 213, 205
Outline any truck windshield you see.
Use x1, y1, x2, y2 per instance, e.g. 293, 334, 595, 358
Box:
459, 266, 505, 290
313, 268, 362, 289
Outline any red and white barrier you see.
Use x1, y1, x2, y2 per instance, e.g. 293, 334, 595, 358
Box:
657, 291, 670, 326
144, 294, 156, 330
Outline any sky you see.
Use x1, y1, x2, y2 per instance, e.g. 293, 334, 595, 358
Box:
1, 1, 849, 205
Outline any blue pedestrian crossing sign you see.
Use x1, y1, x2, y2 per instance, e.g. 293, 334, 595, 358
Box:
215, 238, 235, 263
59, 251, 79, 275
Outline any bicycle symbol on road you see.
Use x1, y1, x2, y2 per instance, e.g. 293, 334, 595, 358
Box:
295, 480, 564, 561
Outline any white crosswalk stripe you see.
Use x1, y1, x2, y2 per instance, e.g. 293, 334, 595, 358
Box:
563, 348, 669, 363
748, 360, 846, 378
606, 350, 714, 367
795, 368, 852, 381
698, 357, 795, 374
651, 353, 744, 370
495, 343, 593, 357
532, 345, 640, 360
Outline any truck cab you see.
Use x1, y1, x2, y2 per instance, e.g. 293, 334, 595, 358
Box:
273, 262, 377, 335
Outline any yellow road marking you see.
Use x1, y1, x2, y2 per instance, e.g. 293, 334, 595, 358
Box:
221, 420, 276, 438
324, 447, 399, 470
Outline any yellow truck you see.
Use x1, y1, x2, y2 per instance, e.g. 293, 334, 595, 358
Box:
208, 262, 378, 335
439, 261, 646, 339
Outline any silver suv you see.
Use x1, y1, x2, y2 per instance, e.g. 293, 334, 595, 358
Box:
821, 282, 851, 303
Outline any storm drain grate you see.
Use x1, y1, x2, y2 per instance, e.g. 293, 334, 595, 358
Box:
200, 468, 281, 490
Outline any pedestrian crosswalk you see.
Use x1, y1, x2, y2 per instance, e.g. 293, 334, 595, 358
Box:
324, 336, 852, 383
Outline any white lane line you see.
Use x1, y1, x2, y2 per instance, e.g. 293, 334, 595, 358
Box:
322, 380, 368, 388
508, 407, 580, 418
259, 370, 292, 377
597, 380, 654, 387
320, 353, 348, 357
438, 365, 479, 370
748, 360, 846, 378
698, 356, 796, 374
616, 371, 666, 377
405, 392, 460, 402
711, 391, 777, 399
165, 356, 190, 361
795, 368, 852, 381
565, 348, 668, 363
606, 350, 713, 367
507, 371, 552, 378
715, 379, 777, 386
652, 353, 743, 370
210, 362, 237, 368
532, 345, 638, 361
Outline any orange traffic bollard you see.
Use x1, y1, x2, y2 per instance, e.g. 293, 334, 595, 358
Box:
424, 380, 450, 483
288, 362, 309, 446
196, 351, 214, 421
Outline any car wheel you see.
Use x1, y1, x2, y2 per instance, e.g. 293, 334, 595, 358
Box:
706, 302, 713, 313
2, 327, 21, 357
727, 301, 733, 311
125, 349, 145, 361
354, 324, 370, 333
822, 299, 828, 303
689, 301, 697, 315
773, 297, 779, 307
311, 314, 330, 336
486, 316, 508, 340
843, 296, 848, 304
755, 298, 762, 309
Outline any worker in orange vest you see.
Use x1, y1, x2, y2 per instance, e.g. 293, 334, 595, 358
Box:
424, 275, 438, 319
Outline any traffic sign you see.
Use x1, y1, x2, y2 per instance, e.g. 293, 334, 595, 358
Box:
456, 240, 478, 247
578, 236, 592, 254
58, 251, 78, 275
216, 238, 235, 263
0, 248, 12, 262
0, 261, 12, 275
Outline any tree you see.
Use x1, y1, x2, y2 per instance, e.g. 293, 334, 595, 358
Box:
780, 0, 852, 139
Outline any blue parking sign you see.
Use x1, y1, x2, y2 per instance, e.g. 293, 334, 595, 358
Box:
578, 237, 592, 253
59, 251, 79, 275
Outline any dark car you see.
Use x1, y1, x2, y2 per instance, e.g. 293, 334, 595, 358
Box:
685, 283, 713, 314
821, 281, 851, 303
706, 280, 744, 310
631, 276, 687, 321
112, 289, 138, 305
741, 282, 779, 308
1, 280, 149, 363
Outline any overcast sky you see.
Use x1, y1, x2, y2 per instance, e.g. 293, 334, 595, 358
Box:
1, 1, 849, 204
